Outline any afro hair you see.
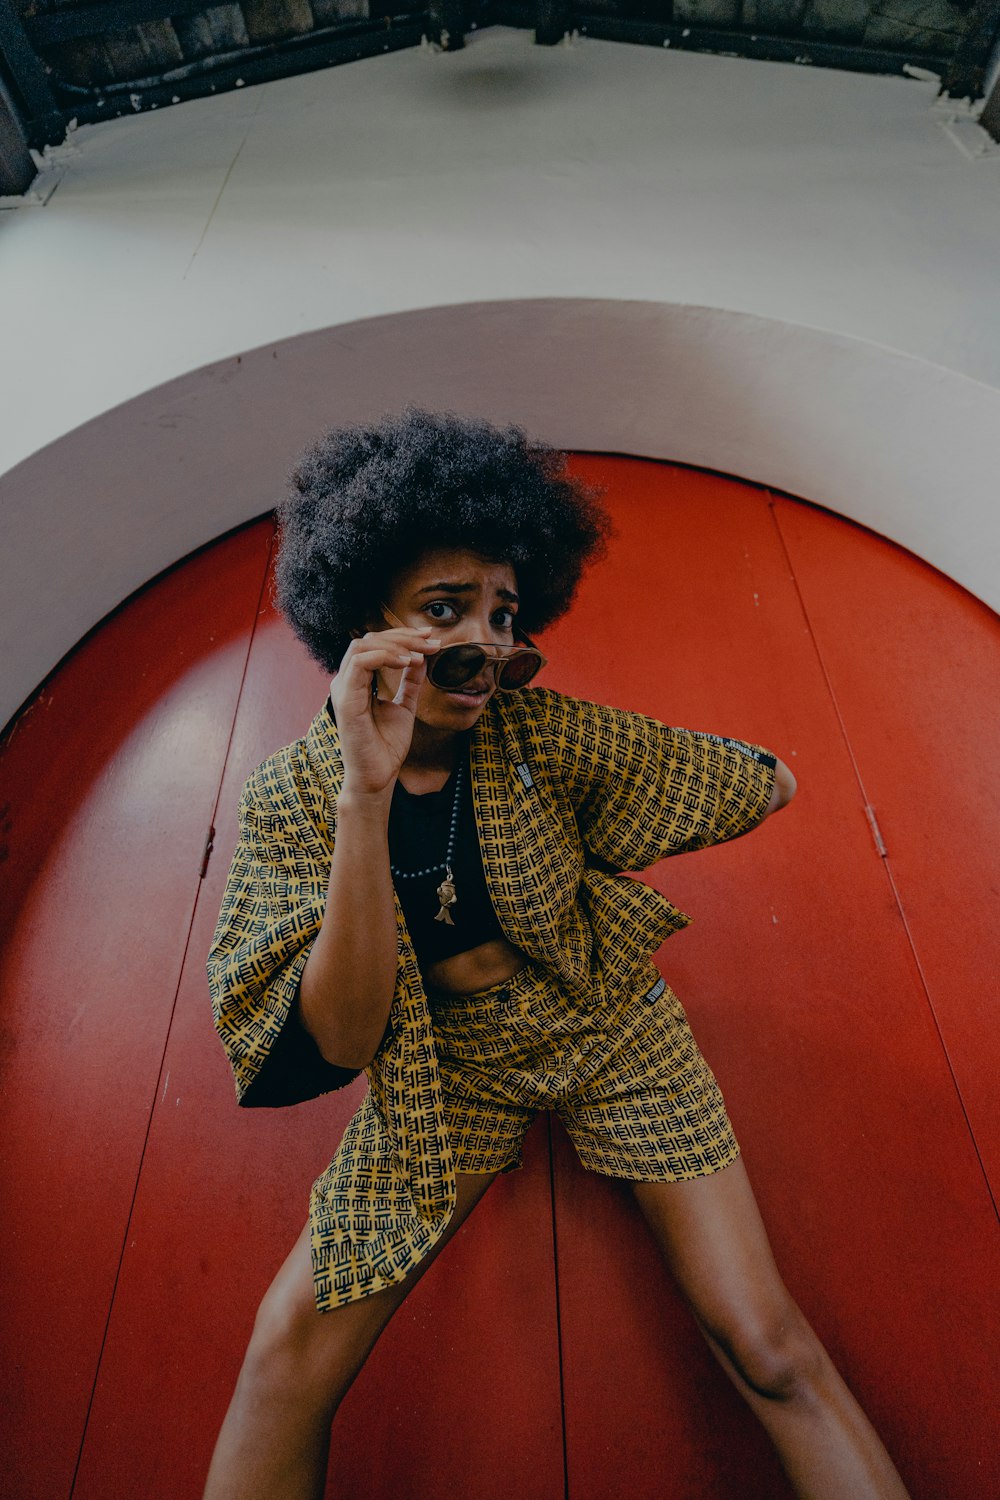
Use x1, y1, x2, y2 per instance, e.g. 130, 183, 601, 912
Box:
274, 404, 612, 673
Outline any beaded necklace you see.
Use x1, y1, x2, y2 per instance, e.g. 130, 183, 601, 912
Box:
389, 761, 464, 926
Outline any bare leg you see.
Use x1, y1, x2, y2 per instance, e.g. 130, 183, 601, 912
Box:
204, 1170, 498, 1500
630, 1159, 911, 1500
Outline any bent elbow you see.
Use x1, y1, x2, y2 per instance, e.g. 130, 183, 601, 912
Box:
315, 1017, 394, 1072
771, 758, 797, 811
761, 758, 797, 818
316, 1037, 373, 1071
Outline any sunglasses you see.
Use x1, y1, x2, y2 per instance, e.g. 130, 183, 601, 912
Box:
379, 604, 547, 692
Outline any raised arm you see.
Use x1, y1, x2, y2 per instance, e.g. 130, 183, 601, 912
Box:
296, 623, 440, 1069
529, 687, 789, 869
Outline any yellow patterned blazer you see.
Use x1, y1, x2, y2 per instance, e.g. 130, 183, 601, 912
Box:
207, 686, 776, 1309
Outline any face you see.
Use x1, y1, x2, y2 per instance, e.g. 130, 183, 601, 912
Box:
376, 548, 520, 731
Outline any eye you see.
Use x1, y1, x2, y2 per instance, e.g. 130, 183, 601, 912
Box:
425, 600, 459, 621
493, 607, 516, 631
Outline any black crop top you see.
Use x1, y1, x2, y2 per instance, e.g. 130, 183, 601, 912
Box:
387, 737, 506, 968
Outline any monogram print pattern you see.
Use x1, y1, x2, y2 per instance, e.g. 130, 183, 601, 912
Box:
207, 687, 776, 1311
431, 959, 740, 1180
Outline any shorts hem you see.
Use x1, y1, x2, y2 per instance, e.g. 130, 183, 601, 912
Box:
450, 1149, 525, 1176
575, 1140, 742, 1184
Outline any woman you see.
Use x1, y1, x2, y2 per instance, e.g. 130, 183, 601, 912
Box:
205, 406, 910, 1499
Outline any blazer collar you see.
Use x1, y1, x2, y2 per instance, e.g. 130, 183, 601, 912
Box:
467, 696, 548, 946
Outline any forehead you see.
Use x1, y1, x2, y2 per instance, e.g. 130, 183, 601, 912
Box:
390, 548, 518, 599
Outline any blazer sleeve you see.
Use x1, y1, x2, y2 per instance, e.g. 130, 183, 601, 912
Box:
532, 688, 778, 873
206, 767, 363, 1108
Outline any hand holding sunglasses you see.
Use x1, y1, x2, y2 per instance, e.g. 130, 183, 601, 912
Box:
380, 605, 546, 692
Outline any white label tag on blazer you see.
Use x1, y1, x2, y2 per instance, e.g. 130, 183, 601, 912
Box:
700, 732, 776, 769
644, 976, 666, 1003
515, 762, 534, 788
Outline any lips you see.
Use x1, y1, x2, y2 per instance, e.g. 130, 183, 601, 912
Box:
441, 683, 491, 707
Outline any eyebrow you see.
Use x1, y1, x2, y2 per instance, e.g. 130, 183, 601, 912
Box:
414, 581, 519, 604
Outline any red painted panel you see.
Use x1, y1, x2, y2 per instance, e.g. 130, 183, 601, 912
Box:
772, 494, 1000, 1202
328, 1118, 562, 1500
545, 457, 1000, 1499
5, 459, 999, 1500
73, 571, 565, 1498
0, 520, 272, 1500
550, 1122, 787, 1497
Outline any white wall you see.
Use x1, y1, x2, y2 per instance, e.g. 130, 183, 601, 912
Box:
2, 27, 999, 726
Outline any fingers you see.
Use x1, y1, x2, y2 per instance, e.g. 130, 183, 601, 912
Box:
339, 629, 439, 679
332, 628, 440, 717
340, 629, 439, 673
346, 625, 440, 656
389, 654, 428, 713
347, 646, 428, 676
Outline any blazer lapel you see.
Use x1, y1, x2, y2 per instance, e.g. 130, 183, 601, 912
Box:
303, 701, 346, 842
469, 697, 584, 967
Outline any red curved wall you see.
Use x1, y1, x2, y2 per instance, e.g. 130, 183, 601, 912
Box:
1, 457, 997, 1498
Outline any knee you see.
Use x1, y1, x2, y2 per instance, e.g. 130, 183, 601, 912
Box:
237, 1279, 320, 1396
707, 1303, 829, 1404
235, 1275, 348, 1415
237, 1268, 404, 1414
247, 1275, 316, 1365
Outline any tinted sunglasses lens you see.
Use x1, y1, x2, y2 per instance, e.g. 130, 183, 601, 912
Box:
428, 644, 487, 689
497, 650, 543, 690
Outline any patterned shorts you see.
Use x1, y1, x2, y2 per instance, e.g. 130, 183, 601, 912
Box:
307, 957, 742, 1310
428, 958, 741, 1182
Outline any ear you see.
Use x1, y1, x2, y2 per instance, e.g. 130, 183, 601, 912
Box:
349, 610, 385, 640
348, 619, 380, 640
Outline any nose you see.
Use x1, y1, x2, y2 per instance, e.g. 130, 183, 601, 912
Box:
449, 611, 505, 658
460, 655, 500, 693
463, 608, 500, 642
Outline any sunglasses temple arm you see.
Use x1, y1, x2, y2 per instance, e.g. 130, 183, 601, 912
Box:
378, 602, 408, 629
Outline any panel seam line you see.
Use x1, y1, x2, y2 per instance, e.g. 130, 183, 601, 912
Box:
766, 494, 998, 1228
68, 524, 277, 1496
547, 1116, 572, 1500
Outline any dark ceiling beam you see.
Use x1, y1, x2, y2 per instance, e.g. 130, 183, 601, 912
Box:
979, 59, 1000, 138
535, 0, 572, 46
0, 0, 63, 146
0, 66, 36, 194
493, 7, 954, 82
427, 0, 466, 48
24, 0, 218, 48
33, 16, 429, 133
9, 0, 998, 148
940, 0, 1000, 100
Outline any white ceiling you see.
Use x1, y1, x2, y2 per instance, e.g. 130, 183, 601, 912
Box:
2, 24, 997, 484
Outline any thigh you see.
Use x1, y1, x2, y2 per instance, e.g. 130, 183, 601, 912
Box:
441, 1079, 534, 1174
627, 1158, 796, 1346
253, 1169, 501, 1386
558, 980, 740, 1183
